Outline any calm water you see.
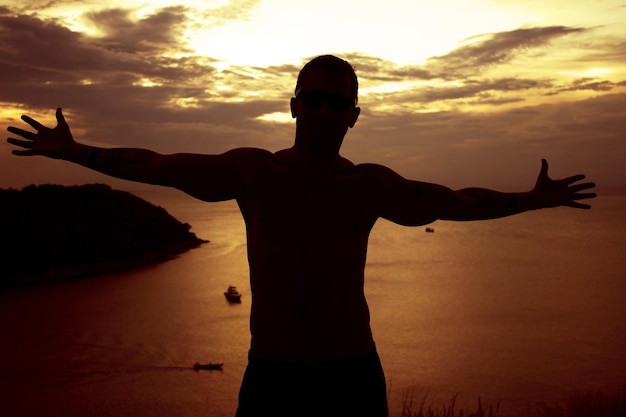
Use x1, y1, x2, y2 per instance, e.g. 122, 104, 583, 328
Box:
1, 188, 625, 417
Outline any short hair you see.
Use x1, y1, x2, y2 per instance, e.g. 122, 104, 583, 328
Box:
295, 55, 358, 103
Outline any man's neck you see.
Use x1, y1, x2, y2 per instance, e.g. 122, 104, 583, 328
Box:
276, 147, 353, 182
291, 143, 340, 166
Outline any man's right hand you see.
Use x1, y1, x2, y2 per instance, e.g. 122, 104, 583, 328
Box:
7, 108, 77, 160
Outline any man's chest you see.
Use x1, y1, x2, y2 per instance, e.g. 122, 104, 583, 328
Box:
242, 171, 382, 240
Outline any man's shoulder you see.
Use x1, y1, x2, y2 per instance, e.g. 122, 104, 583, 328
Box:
221, 147, 280, 169
225, 147, 275, 159
352, 162, 402, 180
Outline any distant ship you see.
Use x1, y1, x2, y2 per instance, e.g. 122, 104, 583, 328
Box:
425, 227, 435, 233
224, 285, 242, 303
193, 362, 223, 371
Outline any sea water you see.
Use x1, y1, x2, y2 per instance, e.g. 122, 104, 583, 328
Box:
1, 187, 624, 417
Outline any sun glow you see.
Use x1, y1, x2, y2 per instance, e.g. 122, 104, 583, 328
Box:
133, 78, 162, 87
256, 112, 293, 123
182, 0, 539, 68
170, 97, 201, 108
561, 68, 615, 78
36, 8, 104, 37
22, 0, 548, 73
360, 81, 430, 96
0, 104, 28, 124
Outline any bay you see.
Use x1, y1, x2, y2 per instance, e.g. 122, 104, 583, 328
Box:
1, 187, 625, 417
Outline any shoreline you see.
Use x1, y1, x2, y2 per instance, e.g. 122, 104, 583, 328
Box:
0, 239, 207, 287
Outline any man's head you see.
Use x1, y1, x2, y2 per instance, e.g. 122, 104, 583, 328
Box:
295, 55, 358, 103
291, 55, 361, 158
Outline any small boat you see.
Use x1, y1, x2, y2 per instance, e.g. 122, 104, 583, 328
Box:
224, 285, 242, 303
425, 227, 435, 233
193, 362, 223, 371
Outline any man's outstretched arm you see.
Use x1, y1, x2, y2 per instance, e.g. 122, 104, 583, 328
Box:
381, 159, 597, 226
6, 108, 245, 202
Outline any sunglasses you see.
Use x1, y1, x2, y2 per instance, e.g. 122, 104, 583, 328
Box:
295, 88, 356, 113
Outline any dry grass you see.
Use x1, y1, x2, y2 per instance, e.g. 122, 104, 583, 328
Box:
400, 388, 501, 417
537, 389, 626, 417
398, 387, 626, 417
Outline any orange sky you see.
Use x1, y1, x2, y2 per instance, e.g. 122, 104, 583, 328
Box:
1, 0, 625, 191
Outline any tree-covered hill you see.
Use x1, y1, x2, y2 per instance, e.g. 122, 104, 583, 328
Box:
0, 184, 207, 284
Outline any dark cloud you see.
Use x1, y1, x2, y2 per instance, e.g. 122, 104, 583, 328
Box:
422, 77, 554, 102
83, 6, 190, 54
0, 14, 109, 73
342, 53, 436, 83
559, 78, 621, 92
0, 11, 210, 91
0, 11, 218, 107
355, 76, 556, 109
427, 26, 588, 78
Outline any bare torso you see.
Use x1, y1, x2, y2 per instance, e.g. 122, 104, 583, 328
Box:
235, 148, 390, 362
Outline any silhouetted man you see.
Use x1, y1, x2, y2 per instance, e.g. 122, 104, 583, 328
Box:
6, 55, 596, 417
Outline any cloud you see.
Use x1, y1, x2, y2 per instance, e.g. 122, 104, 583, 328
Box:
341, 53, 435, 83
0, 14, 108, 74
82, 6, 190, 54
193, 0, 262, 26
1, 4, 624, 189
0, 7, 615, 121
0, 5, 300, 101
0, 7, 295, 166
560, 78, 618, 92
344, 24, 626, 113
412, 77, 555, 103
427, 26, 588, 78
344, 91, 626, 187
0, 11, 206, 107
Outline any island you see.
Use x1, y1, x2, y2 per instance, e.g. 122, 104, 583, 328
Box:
0, 184, 208, 285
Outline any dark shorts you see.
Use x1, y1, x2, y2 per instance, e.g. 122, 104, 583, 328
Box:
235, 347, 388, 417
